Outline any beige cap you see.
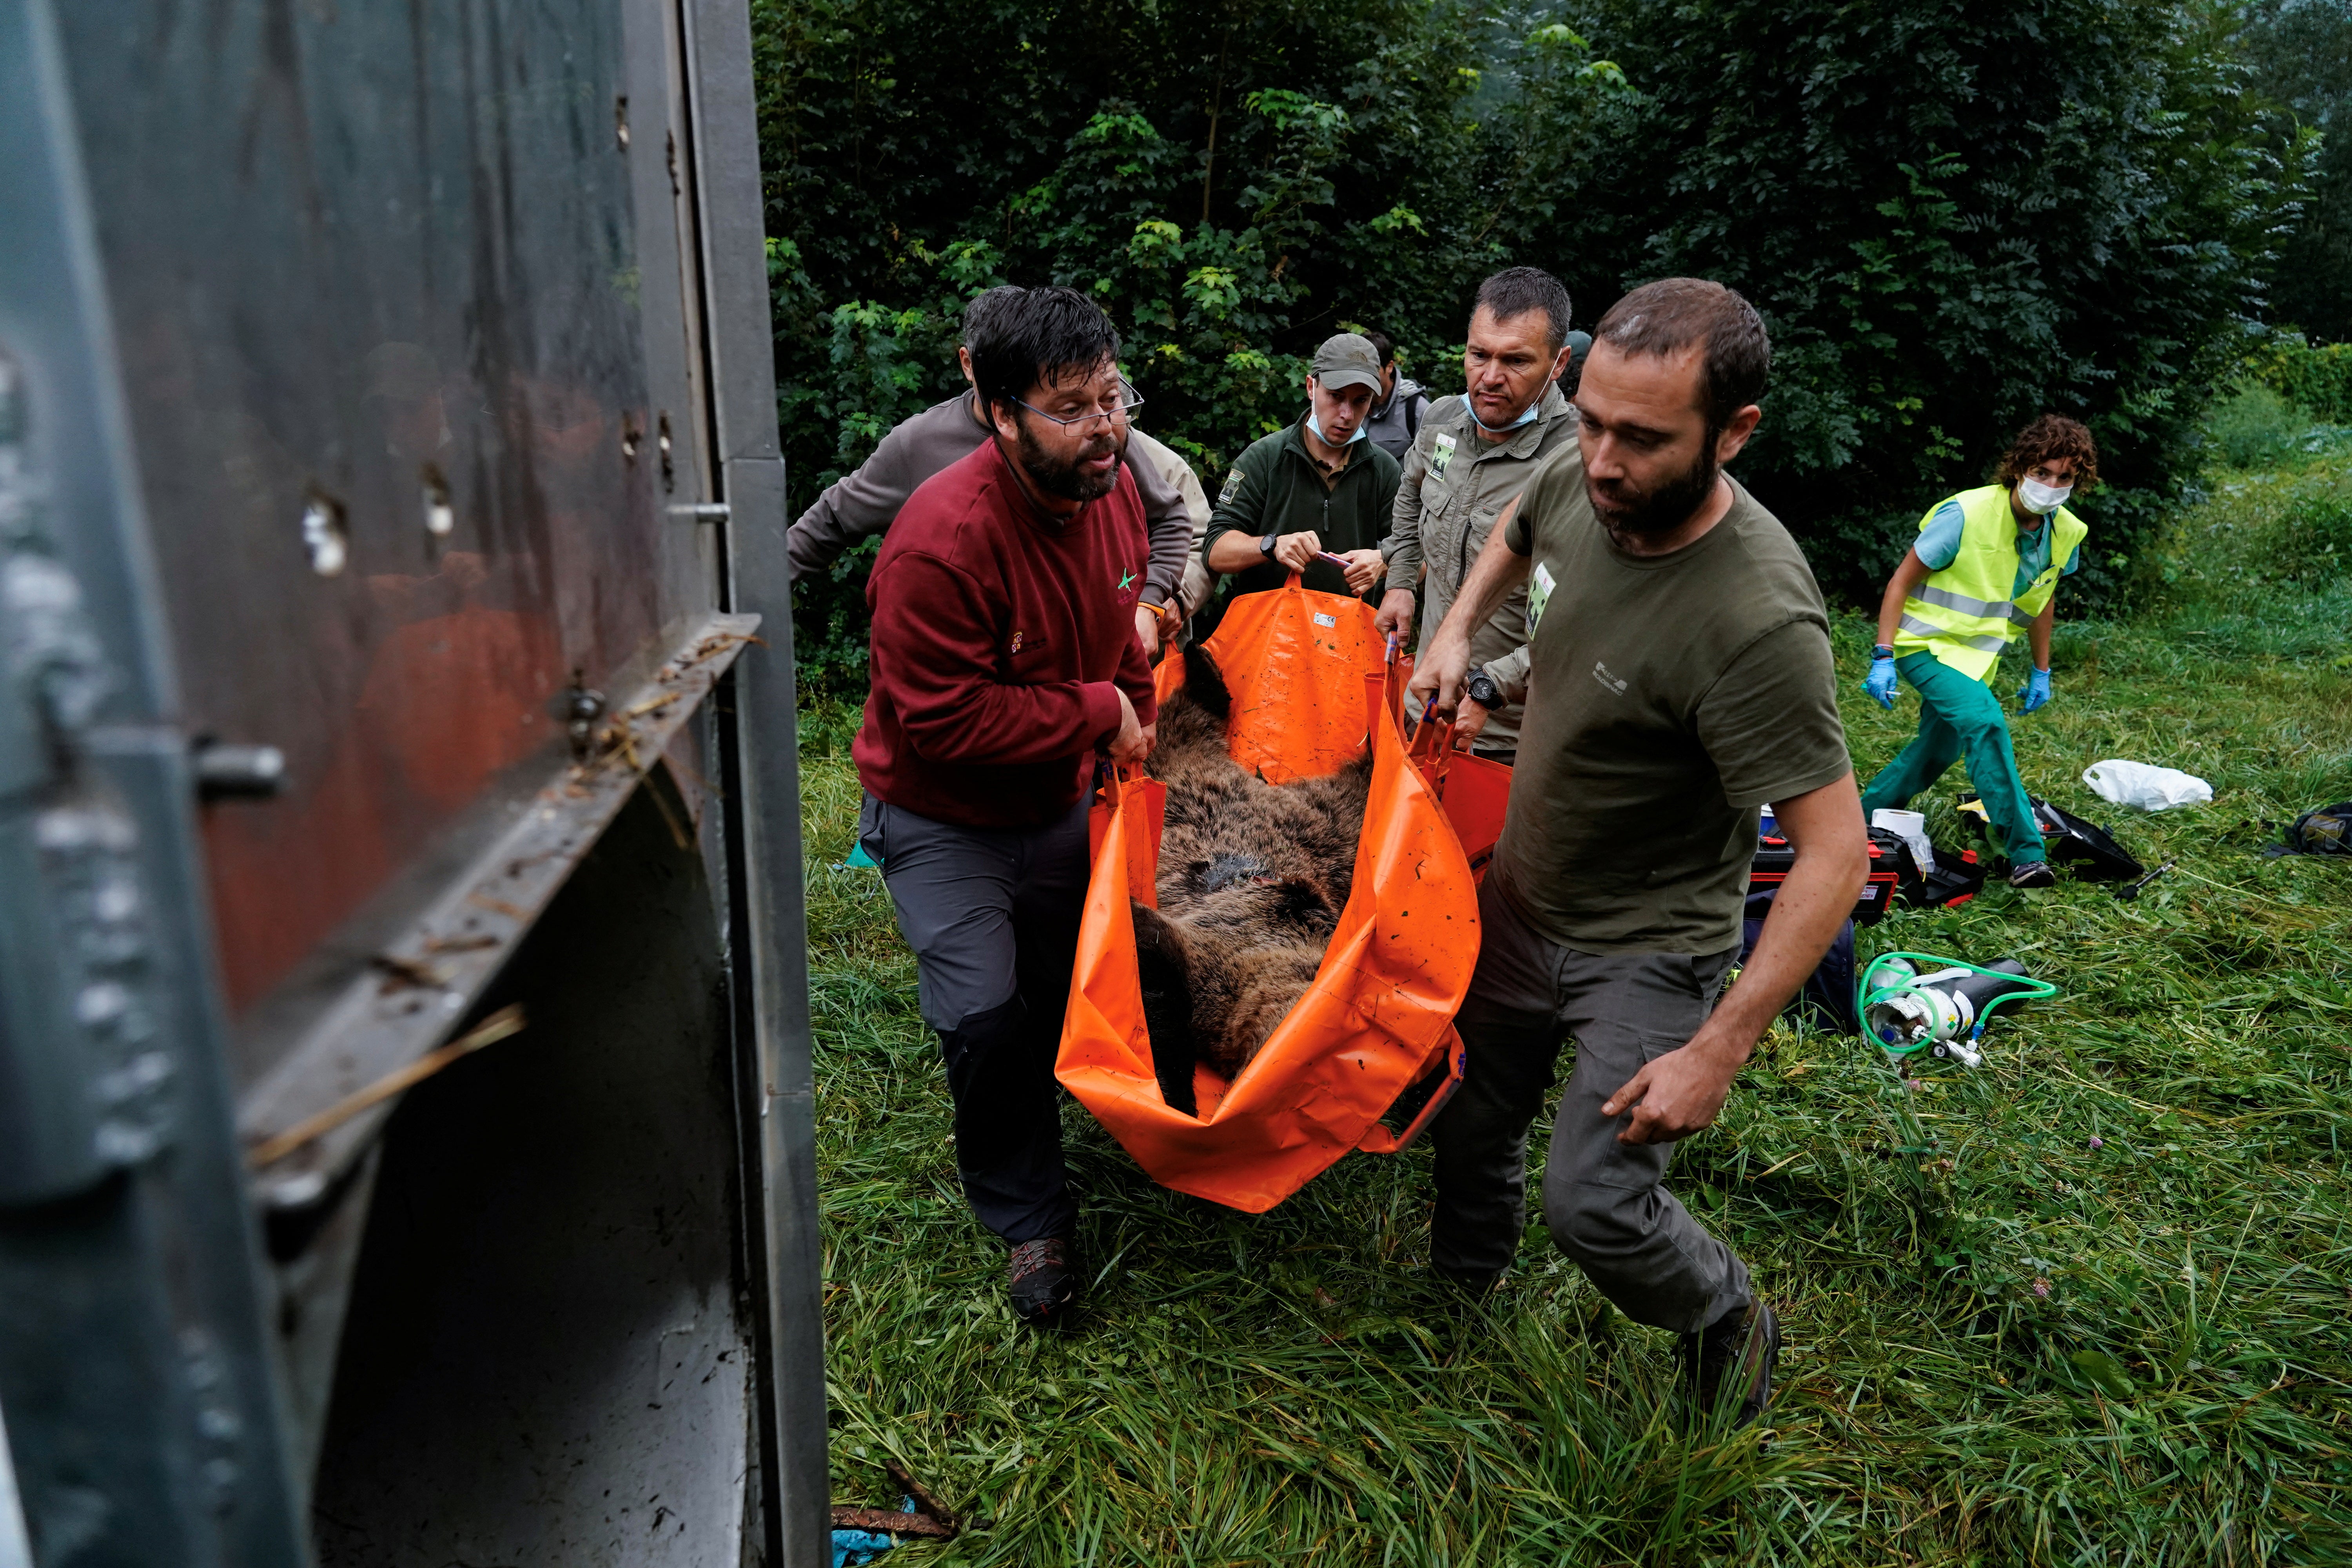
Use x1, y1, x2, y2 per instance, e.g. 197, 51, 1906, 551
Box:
1310, 332, 1383, 394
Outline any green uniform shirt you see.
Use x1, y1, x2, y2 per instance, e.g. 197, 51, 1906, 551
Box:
1198, 414, 1401, 636
1495, 457, 1851, 954
1384, 386, 1579, 751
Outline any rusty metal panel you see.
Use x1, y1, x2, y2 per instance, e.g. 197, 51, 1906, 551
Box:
47, 0, 730, 1084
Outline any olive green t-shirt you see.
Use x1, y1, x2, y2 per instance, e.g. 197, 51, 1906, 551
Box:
1495, 459, 1850, 954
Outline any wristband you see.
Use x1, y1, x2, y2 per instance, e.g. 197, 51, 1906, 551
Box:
1871, 644, 1895, 660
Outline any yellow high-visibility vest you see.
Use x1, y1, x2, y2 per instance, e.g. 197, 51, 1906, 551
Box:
1893, 484, 2087, 681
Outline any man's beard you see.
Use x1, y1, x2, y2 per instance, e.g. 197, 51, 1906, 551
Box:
1586, 439, 1718, 544
1016, 419, 1126, 504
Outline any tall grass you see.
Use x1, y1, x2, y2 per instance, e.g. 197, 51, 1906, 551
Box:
800, 456, 2352, 1564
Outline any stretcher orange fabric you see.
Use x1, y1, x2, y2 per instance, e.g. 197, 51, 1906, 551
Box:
1056, 578, 1509, 1212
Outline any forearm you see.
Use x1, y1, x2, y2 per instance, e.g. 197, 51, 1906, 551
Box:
2029, 602, 2054, 669
898, 678, 1123, 764
1430, 508, 1530, 655
1205, 529, 1267, 573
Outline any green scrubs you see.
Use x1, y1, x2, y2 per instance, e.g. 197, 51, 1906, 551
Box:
1858, 653, 2045, 866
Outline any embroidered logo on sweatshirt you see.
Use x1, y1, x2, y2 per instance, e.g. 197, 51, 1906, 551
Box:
1114, 566, 1142, 607
1010, 630, 1031, 655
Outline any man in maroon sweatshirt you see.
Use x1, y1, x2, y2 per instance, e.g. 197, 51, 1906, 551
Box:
853, 287, 1157, 1324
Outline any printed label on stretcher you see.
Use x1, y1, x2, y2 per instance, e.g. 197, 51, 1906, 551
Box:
1313, 612, 1337, 628
1527, 560, 1555, 635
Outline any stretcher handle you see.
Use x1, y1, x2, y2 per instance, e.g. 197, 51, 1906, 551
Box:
1356, 1028, 1466, 1154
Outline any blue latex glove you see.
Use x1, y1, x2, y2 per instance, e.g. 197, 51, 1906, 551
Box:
1862, 652, 1899, 710
2018, 666, 2052, 712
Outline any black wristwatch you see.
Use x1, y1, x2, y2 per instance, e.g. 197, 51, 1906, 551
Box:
1465, 671, 1502, 709
1259, 532, 1279, 559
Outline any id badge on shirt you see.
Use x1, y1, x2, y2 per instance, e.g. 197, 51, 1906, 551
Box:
1429, 430, 1457, 479
1526, 559, 1556, 637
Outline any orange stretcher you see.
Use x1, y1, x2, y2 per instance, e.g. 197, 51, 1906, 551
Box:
1054, 577, 1512, 1212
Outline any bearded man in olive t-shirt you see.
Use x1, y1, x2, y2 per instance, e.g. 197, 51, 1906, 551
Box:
1410, 279, 1868, 1429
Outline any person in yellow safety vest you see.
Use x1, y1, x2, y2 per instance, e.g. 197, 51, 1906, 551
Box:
1858, 414, 2097, 889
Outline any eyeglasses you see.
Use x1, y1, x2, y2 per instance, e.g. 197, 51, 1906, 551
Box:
1014, 379, 1145, 433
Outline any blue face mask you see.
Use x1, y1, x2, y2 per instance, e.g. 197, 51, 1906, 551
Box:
1308, 410, 1368, 447
1467, 397, 1541, 436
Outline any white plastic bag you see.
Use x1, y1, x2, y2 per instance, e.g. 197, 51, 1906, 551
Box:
2082, 759, 2212, 812
1868, 808, 1937, 874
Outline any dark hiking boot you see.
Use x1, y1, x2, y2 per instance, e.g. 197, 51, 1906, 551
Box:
1007, 1236, 1082, 1326
1684, 1298, 1780, 1428
1432, 1261, 1503, 1302
2008, 860, 2057, 889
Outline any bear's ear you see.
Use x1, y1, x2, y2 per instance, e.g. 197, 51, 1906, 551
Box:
1131, 900, 1188, 965
1182, 639, 1232, 719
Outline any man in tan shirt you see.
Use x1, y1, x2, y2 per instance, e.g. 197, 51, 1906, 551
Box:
1374, 268, 1580, 762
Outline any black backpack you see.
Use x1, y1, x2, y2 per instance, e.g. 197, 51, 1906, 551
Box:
2272, 802, 2352, 857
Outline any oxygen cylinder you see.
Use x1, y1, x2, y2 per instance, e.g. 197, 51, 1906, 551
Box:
1949, 960, 2036, 1018
1864, 958, 2036, 1064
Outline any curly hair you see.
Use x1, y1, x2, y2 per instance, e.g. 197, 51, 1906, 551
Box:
1996, 414, 2100, 491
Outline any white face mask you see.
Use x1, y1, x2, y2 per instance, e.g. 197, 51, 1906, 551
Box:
2018, 475, 2072, 514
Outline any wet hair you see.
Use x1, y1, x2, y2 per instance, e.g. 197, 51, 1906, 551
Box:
1472, 267, 1572, 352
1361, 329, 1397, 367
1996, 414, 2100, 490
971, 286, 1121, 420
1592, 278, 1770, 433
960, 285, 1026, 354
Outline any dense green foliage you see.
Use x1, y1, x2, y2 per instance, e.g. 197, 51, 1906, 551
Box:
756, 0, 2310, 689
797, 428, 2352, 1561
2245, 333, 2352, 422
2241, 0, 2352, 344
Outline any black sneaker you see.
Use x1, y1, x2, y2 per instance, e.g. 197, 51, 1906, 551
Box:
1007, 1236, 1082, 1325
2009, 860, 2057, 889
1684, 1298, 1780, 1428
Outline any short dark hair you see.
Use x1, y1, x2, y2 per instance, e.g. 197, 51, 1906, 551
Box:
971, 286, 1121, 419
960, 285, 1026, 354
1361, 330, 1397, 367
1472, 267, 1572, 352
1996, 414, 2100, 490
1592, 278, 1769, 432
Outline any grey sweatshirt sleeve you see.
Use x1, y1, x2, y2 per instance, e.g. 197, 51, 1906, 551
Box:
1126, 434, 1194, 610
784, 396, 981, 583
1136, 429, 1215, 617
1384, 416, 1433, 592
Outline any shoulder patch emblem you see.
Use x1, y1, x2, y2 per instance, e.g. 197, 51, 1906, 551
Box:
1218, 468, 1244, 506
1429, 430, 1457, 478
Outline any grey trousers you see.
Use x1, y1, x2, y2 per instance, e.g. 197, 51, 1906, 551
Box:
1430, 874, 1751, 1333
858, 793, 1091, 1245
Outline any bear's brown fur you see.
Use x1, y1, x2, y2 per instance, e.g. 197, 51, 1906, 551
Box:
1132, 643, 1370, 1116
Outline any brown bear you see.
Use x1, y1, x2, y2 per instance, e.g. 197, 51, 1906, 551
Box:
1131, 642, 1370, 1116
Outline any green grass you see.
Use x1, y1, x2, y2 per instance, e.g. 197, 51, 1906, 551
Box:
800, 461, 2352, 1565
